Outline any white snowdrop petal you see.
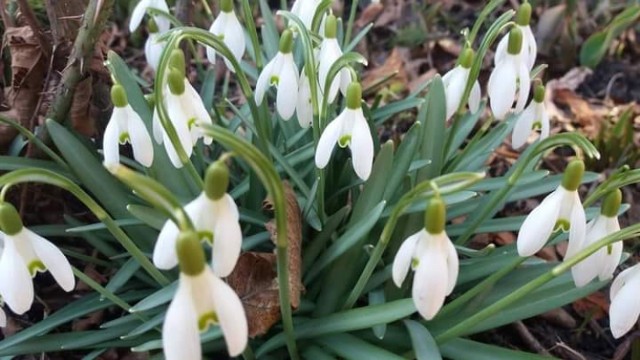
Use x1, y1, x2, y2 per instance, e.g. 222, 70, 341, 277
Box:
523, 25, 538, 70
609, 273, 640, 338
488, 61, 517, 120
511, 102, 536, 149
494, 35, 508, 65
296, 71, 313, 128
469, 80, 481, 113
145, 35, 164, 72
276, 56, 299, 120
223, 13, 246, 71
255, 57, 277, 106
152, 108, 163, 144
163, 281, 201, 360
444, 234, 459, 295
212, 200, 242, 278
102, 115, 121, 167
318, 39, 342, 103
564, 193, 586, 260
150, 0, 170, 33
444, 67, 466, 120
412, 247, 448, 320
514, 63, 531, 112
392, 231, 421, 287
127, 106, 154, 167
210, 273, 248, 356
154, 219, 180, 269
129, 0, 152, 33
0, 239, 34, 314
27, 229, 75, 292
610, 265, 640, 300
599, 241, 622, 281
539, 106, 550, 141
516, 188, 563, 256
350, 111, 374, 181
570, 218, 604, 287
315, 111, 345, 169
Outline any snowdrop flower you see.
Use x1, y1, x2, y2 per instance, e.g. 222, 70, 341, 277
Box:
0, 203, 75, 315
163, 231, 247, 359
130, 0, 170, 34
392, 198, 458, 320
570, 189, 622, 287
442, 48, 481, 120
206, 0, 246, 72
318, 14, 352, 104
296, 67, 314, 128
315, 82, 374, 180
154, 161, 241, 277
144, 19, 166, 72
255, 29, 299, 120
103, 84, 154, 168
291, 0, 323, 30
511, 83, 549, 149
517, 160, 586, 257
609, 263, 640, 338
495, 3, 537, 71
488, 26, 531, 120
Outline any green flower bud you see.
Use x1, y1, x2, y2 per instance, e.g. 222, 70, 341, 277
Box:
0, 202, 24, 235
561, 159, 585, 191
279, 29, 294, 54
346, 82, 362, 110
168, 49, 186, 72
601, 189, 622, 218
168, 68, 185, 95
459, 48, 474, 69
176, 231, 206, 276
533, 83, 545, 103
425, 197, 446, 235
204, 161, 230, 200
148, 17, 159, 34
507, 27, 523, 55
515, 2, 532, 26
325, 14, 337, 39
111, 84, 128, 108
220, 0, 233, 13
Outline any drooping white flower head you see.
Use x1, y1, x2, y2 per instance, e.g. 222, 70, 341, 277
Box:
291, 0, 323, 29
206, 0, 246, 72
442, 48, 481, 120
315, 82, 374, 181
488, 26, 531, 120
144, 19, 166, 72
130, 0, 171, 34
495, 3, 537, 71
163, 232, 247, 359
103, 84, 154, 168
392, 198, 458, 320
155, 162, 242, 277
0, 203, 75, 315
517, 160, 586, 257
255, 29, 299, 120
512, 82, 549, 149
569, 189, 623, 287
609, 263, 640, 338
318, 14, 353, 104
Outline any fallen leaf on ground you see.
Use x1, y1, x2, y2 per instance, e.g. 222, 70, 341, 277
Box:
572, 291, 609, 320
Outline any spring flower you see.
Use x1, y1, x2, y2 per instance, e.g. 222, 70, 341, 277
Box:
206, 0, 246, 72
609, 263, 640, 338
145, 19, 166, 72
291, 0, 323, 29
129, 0, 170, 34
570, 189, 622, 287
296, 68, 314, 128
163, 231, 247, 359
318, 14, 352, 104
488, 27, 531, 120
103, 84, 154, 168
495, 3, 537, 71
442, 48, 481, 120
0, 203, 75, 315
392, 198, 458, 320
255, 29, 299, 120
511, 83, 549, 149
315, 82, 374, 181
517, 160, 586, 257
154, 162, 242, 277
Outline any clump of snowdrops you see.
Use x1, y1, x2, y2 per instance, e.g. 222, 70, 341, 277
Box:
0, 0, 639, 359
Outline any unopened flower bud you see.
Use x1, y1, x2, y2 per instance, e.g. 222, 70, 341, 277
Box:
533, 83, 545, 103
601, 189, 622, 217
346, 82, 362, 110
220, 0, 233, 13
111, 84, 128, 108
507, 27, 523, 55
324, 14, 337, 39
0, 202, 24, 235
515, 2, 532, 26
561, 159, 585, 191
425, 197, 446, 235
459, 48, 474, 69
176, 230, 206, 276
168, 49, 186, 72
279, 29, 294, 54
168, 68, 185, 95
204, 161, 230, 200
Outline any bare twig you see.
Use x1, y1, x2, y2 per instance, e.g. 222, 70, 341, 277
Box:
513, 321, 552, 356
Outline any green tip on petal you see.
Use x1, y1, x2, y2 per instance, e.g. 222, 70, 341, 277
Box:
516, 2, 532, 26
167, 68, 186, 95
0, 202, 24, 235
168, 49, 186, 72
554, 218, 570, 232
325, 14, 337, 38
279, 29, 294, 54
459, 48, 474, 68
28, 260, 46, 277
147, 17, 159, 33
346, 82, 362, 109
111, 84, 128, 108
176, 231, 206, 276
220, 0, 233, 12
204, 161, 230, 200
601, 189, 622, 217
533, 83, 545, 103
507, 27, 523, 55
425, 197, 446, 235
561, 159, 585, 191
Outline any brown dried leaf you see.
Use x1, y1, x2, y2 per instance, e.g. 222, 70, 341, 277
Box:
362, 47, 409, 94
356, 2, 384, 28
70, 76, 96, 136
572, 291, 609, 320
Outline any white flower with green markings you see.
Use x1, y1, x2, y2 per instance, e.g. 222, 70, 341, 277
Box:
315, 82, 374, 181
255, 29, 299, 120
129, 0, 170, 34
318, 14, 352, 104
495, 3, 537, 71
442, 48, 481, 120
392, 198, 459, 320
609, 263, 640, 338
517, 160, 586, 257
512, 83, 549, 149
206, 0, 246, 72
103, 84, 154, 168
0, 203, 75, 315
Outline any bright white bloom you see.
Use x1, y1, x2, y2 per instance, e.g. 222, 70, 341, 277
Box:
609, 264, 640, 338
206, 0, 246, 72
145, 33, 166, 72
511, 84, 549, 149
516, 161, 586, 257
255, 30, 299, 120
103, 85, 154, 168
442, 48, 481, 120
315, 82, 374, 181
318, 15, 352, 104
291, 0, 323, 29
296, 68, 314, 128
154, 163, 241, 277
495, 3, 537, 70
164, 266, 247, 359
0, 204, 75, 315
129, 0, 170, 34
488, 27, 531, 120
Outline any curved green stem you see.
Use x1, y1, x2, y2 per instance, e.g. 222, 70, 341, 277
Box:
467, 0, 506, 46
344, 0, 360, 45
0, 169, 169, 286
